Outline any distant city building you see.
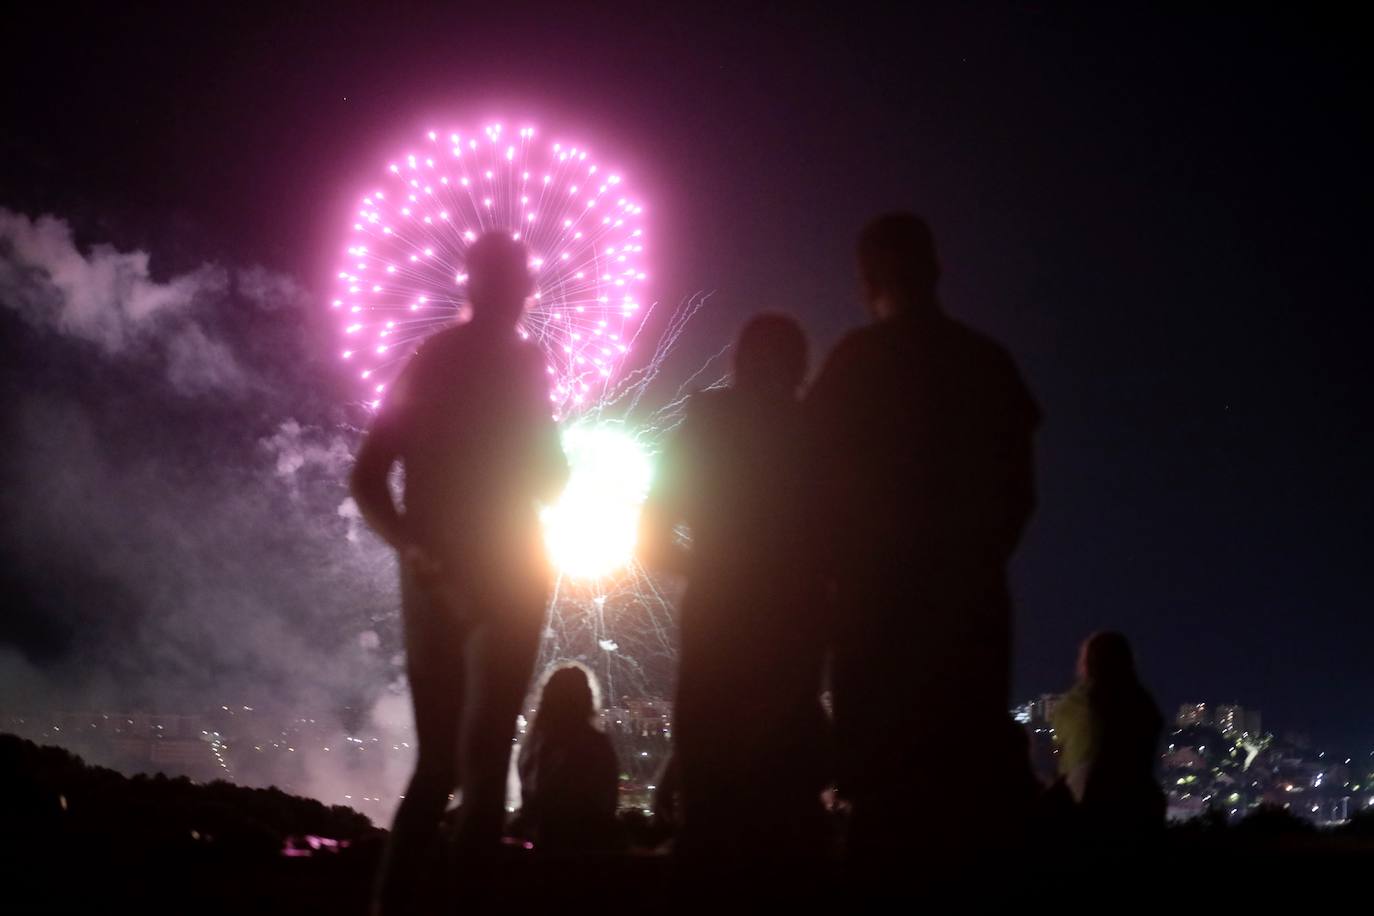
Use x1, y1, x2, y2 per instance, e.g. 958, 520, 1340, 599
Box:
1011, 697, 1060, 725
5, 692, 1353, 829
1175, 701, 1262, 737
1214, 704, 1261, 737
605, 697, 672, 738
1011, 694, 1062, 727
1011, 694, 1063, 784
1027, 693, 1061, 726
1214, 704, 1240, 733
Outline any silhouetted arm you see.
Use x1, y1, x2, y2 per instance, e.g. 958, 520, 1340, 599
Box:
992, 362, 1040, 562
537, 421, 570, 506
351, 424, 407, 551
531, 375, 569, 506
350, 360, 417, 553
1003, 432, 1037, 557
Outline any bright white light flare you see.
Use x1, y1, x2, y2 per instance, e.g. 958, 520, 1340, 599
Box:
541, 422, 654, 579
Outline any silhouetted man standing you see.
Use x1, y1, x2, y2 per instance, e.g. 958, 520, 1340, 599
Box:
806, 213, 1039, 858
351, 232, 567, 912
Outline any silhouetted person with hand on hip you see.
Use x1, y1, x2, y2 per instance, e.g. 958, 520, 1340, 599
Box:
351, 231, 567, 914
641, 312, 830, 862
1051, 631, 1165, 837
516, 662, 622, 854
806, 213, 1040, 860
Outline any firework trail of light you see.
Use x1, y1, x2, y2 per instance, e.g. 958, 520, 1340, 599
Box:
336, 123, 727, 704
535, 292, 730, 706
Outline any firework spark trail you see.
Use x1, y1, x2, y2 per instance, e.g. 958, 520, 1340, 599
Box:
534, 292, 729, 704
595, 292, 729, 426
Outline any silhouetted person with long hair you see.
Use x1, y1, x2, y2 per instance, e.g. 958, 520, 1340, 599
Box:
806, 213, 1040, 859
516, 662, 621, 854
641, 312, 830, 861
1051, 631, 1165, 835
351, 231, 567, 913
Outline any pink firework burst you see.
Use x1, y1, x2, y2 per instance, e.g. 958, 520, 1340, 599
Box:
336, 122, 648, 414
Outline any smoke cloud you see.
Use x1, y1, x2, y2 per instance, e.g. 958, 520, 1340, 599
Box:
0, 207, 411, 818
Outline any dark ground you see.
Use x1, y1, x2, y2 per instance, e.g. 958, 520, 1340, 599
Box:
6, 836, 1373, 913
4, 734, 1372, 912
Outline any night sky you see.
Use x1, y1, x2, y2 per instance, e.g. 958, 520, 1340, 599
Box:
3, 4, 1370, 750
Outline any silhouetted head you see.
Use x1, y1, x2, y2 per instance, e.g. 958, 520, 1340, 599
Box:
532, 662, 600, 732
465, 231, 532, 331
1077, 630, 1138, 686
857, 212, 940, 319
733, 312, 808, 395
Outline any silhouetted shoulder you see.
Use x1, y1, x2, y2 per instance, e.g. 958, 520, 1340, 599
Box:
388, 325, 461, 400
817, 325, 881, 373
413, 322, 465, 363
365, 340, 434, 446
513, 336, 548, 370
933, 317, 1041, 430
971, 323, 1038, 419
803, 327, 878, 420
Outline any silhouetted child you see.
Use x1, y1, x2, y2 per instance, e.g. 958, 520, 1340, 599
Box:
351, 231, 568, 913
517, 663, 622, 854
805, 213, 1040, 859
1051, 631, 1165, 836
640, 312, 830, 861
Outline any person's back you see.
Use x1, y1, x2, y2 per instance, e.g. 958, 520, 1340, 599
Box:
811, 312, 1035, 709
518, 664, 621, 854
396, 324, 560, 592
642, 313, 829, 858
1052, 632, 1165, 835
806, 213, 1039, 854
670, 385, 815, 646
1085, 683, 1164, 825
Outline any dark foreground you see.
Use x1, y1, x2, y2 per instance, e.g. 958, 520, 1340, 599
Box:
7, 836, 1374, 914
4, 734, 1371, 913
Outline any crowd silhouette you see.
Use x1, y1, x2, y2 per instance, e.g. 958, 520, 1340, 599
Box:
349, 213, 1165, 911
